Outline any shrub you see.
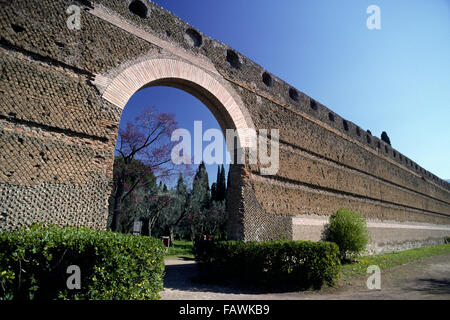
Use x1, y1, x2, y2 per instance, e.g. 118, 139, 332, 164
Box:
0, 224, 165, 300
323, 208, 370, 261
445, 236, 450, 244
194, 240, 340, 290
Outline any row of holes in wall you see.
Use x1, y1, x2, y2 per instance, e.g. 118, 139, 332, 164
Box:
128, 0, 444, 186
128, 3, 279, 90
129, 0, 364, 141
128, 2, 243, 69
341, 116, 426, 174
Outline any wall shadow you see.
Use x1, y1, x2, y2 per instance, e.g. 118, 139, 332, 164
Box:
163, 262, 319, 295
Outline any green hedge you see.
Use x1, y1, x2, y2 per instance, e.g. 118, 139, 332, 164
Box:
0, 224, 165, 300
194, 240, 340, 289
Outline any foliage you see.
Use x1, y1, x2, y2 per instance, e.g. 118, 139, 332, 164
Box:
157, 173, 190, 244
211, 165, 226, 201
139, 190, 173, 237
188, 162, 211, 239
180, 164, 227, 240
381, 131, 391, 145
202, 201, 227, 239
322, 208, 370, 261
0, 224, 165, 300
194, 240, 341, 290
116, 107, 177, 178
112, 157, 157, 193
109, 157, 228, 242
110, 106, 180, 232
108, 157, 157, 232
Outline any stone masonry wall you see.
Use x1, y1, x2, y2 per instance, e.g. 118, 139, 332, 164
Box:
1, 0, 449, 251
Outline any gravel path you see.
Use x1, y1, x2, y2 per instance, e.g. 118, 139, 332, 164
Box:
161, 253, 450, 300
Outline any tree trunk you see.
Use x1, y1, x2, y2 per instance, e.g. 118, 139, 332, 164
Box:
148, 221, 152, 237
110, 175, 124, 232
141, 219, 149, 236
169, 226, 174, 247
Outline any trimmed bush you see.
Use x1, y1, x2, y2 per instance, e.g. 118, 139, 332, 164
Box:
323, 208, 370, 261
194, 240, 340, 290
0, 224, 165, 300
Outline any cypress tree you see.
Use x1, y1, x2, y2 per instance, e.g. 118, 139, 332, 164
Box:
381, 131, 391, 146
216, 165, 222, 201
211, 182, 217, 201
189, 162, 211, 239
192, 162, 210, 208
219, 164, 226, 201
213, 165, 221, 201
176, 172, 187, 195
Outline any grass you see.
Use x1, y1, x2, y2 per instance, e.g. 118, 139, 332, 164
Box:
164, 240, 194, 258
340, 243, 450, 280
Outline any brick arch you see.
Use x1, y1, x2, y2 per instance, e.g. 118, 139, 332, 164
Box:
101, 58, 255, 146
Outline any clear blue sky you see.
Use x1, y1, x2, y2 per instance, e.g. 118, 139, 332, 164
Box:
120, 0, 450, 186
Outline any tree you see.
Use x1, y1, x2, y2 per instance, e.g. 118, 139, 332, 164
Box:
140, 190, 173, 237
158, 173, 190, 245
381, 131, 391, 146
109, 106, 178, 232
211, 166, 220, 202
203, 200, 227, 239
210, 182, 217, 202
217, 164, 226, 201
108, 157, 156, 232
188, 162, 211, 239
322, 208, 370, 261
211, 165, 226, 201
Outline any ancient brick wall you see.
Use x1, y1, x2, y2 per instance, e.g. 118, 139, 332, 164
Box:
1, 0, 449, 252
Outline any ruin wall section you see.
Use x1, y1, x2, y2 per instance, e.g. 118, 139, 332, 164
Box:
1, 0, 449, 252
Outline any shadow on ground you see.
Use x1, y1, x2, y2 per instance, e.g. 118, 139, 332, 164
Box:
163, 262, 321, 295
408, 278, 450, 295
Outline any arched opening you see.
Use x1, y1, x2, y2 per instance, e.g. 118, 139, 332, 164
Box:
185, 28, 202, 47
226, 50, 241, 69
262, 72, 273, 87
289, 88, 299, 102
102, 59, 253, 139
129, 0, 148, 19
101, 58, 254, 244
